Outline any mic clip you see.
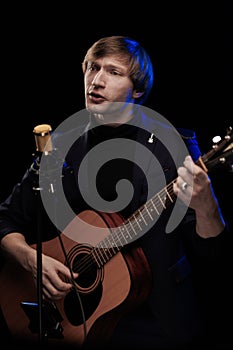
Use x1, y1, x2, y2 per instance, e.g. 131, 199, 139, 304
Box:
148, 133, 154, 143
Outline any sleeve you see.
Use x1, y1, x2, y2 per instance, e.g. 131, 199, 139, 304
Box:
176, 127, 201, 163
0, 163, 57, 244
180, 208, 233, 263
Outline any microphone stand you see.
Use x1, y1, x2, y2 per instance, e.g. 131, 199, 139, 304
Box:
36, 188, 44, 344
32, 124, 53, 345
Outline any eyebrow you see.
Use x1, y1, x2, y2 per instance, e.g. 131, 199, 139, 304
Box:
89, 59, 129, 72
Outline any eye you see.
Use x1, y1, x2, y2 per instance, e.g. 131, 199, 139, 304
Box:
87, 63, 98, 72
110, 70, 121, 76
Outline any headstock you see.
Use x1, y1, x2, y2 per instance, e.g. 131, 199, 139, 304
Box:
198, 126, 233, 172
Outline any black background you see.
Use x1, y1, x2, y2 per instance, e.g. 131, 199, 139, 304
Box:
1, 2, 232, 223
0, 3, 232, 347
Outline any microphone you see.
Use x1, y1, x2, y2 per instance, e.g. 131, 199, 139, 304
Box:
31, 124, 55, 193
32, 124, 70, 193
33, 124, 53, 154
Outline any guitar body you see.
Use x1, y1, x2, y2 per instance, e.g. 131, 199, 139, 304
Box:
0, 210, 152, 347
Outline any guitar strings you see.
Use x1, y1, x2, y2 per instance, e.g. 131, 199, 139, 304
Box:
65, 180, 176, 278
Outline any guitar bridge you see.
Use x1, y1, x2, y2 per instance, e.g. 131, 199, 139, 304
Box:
20, 301, 64, 339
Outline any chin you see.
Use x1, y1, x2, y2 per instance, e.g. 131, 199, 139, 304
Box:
87, 104, 106, 115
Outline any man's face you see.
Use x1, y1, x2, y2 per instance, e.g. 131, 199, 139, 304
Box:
84, 56, 140, 125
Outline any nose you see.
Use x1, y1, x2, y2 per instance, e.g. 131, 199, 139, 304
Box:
91, 69, 105, 87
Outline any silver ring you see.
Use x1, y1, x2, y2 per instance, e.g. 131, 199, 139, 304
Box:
181, 182, 188, 191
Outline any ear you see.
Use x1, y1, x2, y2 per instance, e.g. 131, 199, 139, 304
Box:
133, 90, 144, 99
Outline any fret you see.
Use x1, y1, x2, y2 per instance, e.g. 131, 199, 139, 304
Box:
97, 244, 108, 264
113, 226, 124, 246
129, 220, 137, 235
92, 249, 103, 268
108, 235, 119, 253
118, 225, 130, 244
158, 193, 166, 209
133, 214, 142, 231
123, 222, 133, 241
103, 238, 114, 258
100, 247, 110, 262
93, 236, 120, 266
165, 187, 174, 203
139, 209, 148, 225
145, 205, 153, 220
151, 199, 160, 215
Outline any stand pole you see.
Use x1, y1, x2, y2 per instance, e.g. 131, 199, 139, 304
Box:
32, 124, 53, 345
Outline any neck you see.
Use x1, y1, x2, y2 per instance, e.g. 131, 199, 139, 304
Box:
89, 102, 139, 127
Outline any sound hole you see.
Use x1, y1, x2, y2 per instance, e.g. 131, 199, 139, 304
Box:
74, 252, 99, 289
64, 244, 103, 326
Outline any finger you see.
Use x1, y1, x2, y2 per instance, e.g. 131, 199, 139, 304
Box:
181, 181, 188, 192
48, 272, 73, 292
184, 156, 207, 183
42, 283, 68, 301
183, 155, 195, 174
56, 261, 78, 282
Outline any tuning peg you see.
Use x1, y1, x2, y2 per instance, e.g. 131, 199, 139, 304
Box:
212, 135, 221, 144
212, 135, 221, 149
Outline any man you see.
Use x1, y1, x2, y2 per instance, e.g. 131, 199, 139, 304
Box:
0, 36, 232, 349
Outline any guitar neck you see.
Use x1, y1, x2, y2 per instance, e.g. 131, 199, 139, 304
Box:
93, 179, 177, 267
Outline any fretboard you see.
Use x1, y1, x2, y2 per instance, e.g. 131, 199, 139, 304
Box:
92, 179, 177, 268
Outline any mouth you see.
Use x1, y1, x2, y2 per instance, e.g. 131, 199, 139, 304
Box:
88, 91, 105, 104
